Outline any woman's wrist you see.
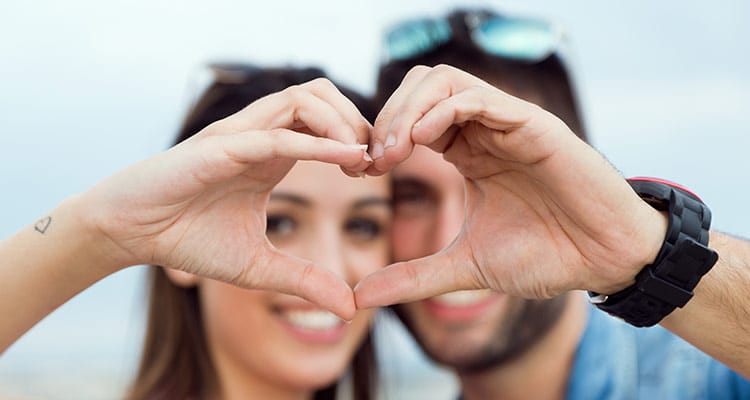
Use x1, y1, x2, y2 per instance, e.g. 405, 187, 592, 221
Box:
63, 192, 135, 275
0, 194, 132, 351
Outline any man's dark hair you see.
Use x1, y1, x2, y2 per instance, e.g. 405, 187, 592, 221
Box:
375, 8, 587, 141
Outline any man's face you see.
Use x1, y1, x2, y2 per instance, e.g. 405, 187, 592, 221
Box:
391, 145, 566, 372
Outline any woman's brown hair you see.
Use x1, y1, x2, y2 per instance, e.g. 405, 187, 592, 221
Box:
126, 65, 377, 400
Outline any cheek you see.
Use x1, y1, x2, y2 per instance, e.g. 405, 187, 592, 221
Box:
347, 239, 390, 280
392, 214, 434, 262
200, 282, 270, 350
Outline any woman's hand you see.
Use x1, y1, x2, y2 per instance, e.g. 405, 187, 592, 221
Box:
83, 79, 372, 319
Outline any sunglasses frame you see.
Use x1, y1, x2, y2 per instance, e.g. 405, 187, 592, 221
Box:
382, 9, 567, 64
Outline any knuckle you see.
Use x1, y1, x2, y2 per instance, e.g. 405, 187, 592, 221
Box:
265, 129, 286, 157
373, 109, 394, 129
305, 77, 336, 92
281, 84, 307, 103
405, 65, 431, 79
433, 63, 453, 72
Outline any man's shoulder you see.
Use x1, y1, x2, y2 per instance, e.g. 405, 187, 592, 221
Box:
568, 306, 750, 399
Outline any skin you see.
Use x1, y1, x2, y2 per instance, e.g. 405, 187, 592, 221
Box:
355, 64, 750, 381
0, 78, 375, 353
1, 66, 749, 392
176, 161, 390, 399
390, 145, 569, 374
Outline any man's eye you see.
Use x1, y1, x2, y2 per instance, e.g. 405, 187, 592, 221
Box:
345, 218, 382, 241
393, 190, 428, 205
392, 180, 434, 210
266, 215, 296, 237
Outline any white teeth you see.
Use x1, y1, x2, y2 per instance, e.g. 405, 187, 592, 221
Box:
431, 290, 493, 306
281, 310, 342, 330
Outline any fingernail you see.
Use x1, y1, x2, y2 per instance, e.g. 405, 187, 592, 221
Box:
347, 144, 369, 150
371, 141, 384, 159
362, 151, 373, 163
414, 119, 423, 128
384, 134, 397, 148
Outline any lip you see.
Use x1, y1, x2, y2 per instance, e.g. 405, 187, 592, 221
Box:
422, 290, 502, 323
274, 307, 347, 344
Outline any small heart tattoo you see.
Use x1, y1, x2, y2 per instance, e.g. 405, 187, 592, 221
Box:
35, 216, 52, 234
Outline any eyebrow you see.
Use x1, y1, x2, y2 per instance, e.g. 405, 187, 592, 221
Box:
269, 192, 391, 209
269, 193, 311, 206
353, 197, 392, 210
392, 176, 431, 191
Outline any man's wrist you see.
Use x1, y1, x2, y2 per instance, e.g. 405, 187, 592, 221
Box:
607, 207, 670, 295
589, 177, 718, 327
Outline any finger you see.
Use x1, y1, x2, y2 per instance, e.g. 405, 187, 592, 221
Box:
216, 84, 364, 147
299, 78, 375, 176
365, 65, 432, 176
253, 245, 356, 320
354, 243, 484, 308
274, 84, 374, 174
368, 65, 490, 175
189, 129, 370, 185
411, 86, 540, 149
301, 78, 373, 145
224, 129, 370, 168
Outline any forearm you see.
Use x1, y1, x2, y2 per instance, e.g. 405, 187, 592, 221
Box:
660, 231, 750, 378
0, 195, 126, 353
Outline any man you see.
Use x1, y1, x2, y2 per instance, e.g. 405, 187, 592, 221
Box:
355, 9, 750, 399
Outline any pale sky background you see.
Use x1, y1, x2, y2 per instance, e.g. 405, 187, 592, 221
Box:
1, 1, 748, 398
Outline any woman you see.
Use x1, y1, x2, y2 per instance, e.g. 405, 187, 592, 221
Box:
128, 65, 387, 399
0, 65, 384, 399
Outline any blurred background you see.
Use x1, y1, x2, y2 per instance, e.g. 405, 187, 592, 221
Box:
1, 0, 748, 398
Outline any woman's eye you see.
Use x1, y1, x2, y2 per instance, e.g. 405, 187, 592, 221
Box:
266, 215, 296, 237
345, 218, 382, 241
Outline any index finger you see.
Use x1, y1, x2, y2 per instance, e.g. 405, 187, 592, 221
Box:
353, 241, 484, 308
367, 65, 490, 175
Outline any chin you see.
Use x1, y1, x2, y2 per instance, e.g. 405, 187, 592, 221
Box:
278, 356, 350, 391
394, 295, 570, 372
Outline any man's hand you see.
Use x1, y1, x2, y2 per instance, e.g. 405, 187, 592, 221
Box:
356, 65, 668, 307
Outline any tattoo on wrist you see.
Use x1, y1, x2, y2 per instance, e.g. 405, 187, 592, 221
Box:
35, 216, 52, 234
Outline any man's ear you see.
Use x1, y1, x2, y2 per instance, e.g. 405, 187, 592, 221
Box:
164, 268, 200, 288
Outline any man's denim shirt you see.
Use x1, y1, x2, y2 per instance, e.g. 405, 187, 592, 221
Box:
566, 305, 750, 399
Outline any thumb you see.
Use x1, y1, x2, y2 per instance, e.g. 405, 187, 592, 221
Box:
253, 246, 356, 320
354, 243, 482, 308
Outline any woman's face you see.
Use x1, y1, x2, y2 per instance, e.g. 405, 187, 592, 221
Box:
199, 161, 391, 395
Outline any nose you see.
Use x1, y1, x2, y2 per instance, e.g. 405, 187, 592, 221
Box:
432, 189, 466, 254
306, 222, 348, 281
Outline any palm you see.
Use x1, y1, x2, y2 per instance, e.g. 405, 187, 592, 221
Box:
87, 143, 292, 280
355, 65, 664, 307
80, 79, 374, 319
449, 118, 654, 297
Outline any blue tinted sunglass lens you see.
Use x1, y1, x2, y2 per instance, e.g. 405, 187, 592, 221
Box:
386, 19, 452, 60
474, 18, 556, 61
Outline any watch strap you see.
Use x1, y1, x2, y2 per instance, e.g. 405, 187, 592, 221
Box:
589, 178, 718, 327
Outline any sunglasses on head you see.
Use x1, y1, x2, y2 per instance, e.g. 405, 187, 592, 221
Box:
186, 62, 327, 113
204, 63, 327, 86
384, 10, 564, 63
181, 63, 330, 139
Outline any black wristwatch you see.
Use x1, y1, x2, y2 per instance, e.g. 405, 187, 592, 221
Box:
588, 177, 719, 327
